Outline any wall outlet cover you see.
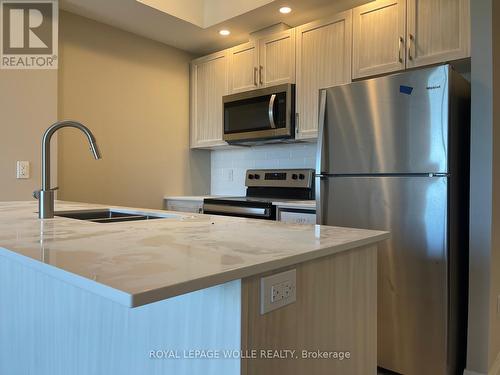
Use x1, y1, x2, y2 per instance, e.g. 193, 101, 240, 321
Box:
16, 161, 30, 179
260, 269, 296, 314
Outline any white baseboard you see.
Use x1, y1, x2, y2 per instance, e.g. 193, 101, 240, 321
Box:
464, 352, 500, 375
464, 370, 486, 375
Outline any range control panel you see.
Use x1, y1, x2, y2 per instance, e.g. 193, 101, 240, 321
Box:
245, 169, 314, 188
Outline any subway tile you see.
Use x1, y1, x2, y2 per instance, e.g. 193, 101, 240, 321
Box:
211, 143, 317, 195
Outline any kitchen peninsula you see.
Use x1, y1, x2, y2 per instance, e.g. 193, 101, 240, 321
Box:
0, 201, 388, 375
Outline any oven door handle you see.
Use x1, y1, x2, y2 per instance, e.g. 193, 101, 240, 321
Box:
203, 204, 271, 218
268, 94, 277, 129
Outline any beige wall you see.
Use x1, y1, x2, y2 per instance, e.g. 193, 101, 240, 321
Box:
0, 70, 57, 201
57, 11, 210, 209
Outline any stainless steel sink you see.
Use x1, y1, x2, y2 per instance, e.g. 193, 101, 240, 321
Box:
55, 209, 177, 223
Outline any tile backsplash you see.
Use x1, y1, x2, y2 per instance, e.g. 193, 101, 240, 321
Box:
211, 143, 317, 196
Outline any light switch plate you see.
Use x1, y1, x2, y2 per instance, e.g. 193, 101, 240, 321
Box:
260, 269, 296, 314
16, 161, 30, 179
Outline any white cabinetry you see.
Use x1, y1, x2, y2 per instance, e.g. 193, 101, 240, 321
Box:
229, 29, 295, 94
296, 11, 352, 139
258, 29, 296, 87
228, 42, 259, 94
190, 2, 471, 148
406, 0, 470, 69
353, 0, 470, 79
352, 0, 406, 79
190, 50, 228, 149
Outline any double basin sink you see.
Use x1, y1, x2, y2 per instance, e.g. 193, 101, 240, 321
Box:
56, 209, 180, 224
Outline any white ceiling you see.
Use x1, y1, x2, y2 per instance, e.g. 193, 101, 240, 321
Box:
60, 0, 372, 55
137, 0, 277, 28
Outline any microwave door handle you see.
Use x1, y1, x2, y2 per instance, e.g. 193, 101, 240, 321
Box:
268, 94, 277, 129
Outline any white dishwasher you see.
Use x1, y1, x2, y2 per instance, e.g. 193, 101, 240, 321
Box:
277, 208, 316, 225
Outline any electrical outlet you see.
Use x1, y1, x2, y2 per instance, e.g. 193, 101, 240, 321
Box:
271, 281, 295, 303
261, 269, 296, 314
16, 161, 30, 179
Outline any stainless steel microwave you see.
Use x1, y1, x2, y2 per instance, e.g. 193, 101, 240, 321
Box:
223, 84, 295, 144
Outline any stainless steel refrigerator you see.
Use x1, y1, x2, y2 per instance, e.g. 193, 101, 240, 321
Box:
315, 65, 470, 375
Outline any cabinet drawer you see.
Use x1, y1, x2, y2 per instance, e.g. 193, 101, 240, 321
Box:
278, 208, 316, 224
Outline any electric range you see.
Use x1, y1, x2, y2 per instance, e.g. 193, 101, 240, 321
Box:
203, 169, 315, 220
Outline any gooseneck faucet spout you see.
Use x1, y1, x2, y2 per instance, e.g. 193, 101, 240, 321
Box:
35, 120, 102, 219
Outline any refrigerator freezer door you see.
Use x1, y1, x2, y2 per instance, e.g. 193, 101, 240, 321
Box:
319, 65, 450, 174
317, 175, 448, 375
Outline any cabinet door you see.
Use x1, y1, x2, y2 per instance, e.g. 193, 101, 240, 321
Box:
190, 51, 228, 148
407, 0, 470, 68
228, 41, 259, 94
296, 11, 352, 140
352, 0, 406, 79
258, 29, 296, 87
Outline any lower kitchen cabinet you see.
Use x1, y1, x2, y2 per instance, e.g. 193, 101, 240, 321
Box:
295, 11, 352, 140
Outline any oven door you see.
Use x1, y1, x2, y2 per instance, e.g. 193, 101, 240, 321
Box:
223, 84, 295, 143
203, 200, 276, 220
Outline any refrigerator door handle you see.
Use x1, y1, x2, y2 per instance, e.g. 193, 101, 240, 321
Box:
316, 89, 328, 175
316, 90, 328, 226
315, 175, 327, 225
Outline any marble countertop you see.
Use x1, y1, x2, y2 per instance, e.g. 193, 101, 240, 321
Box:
164, 195, 316, 209
0, 201, 388, 308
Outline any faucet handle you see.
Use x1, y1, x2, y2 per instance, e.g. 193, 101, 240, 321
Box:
33, 187, 59, 200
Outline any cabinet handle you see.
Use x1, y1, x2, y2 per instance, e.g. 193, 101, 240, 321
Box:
398, 36, 404, 63
408, 34, 414, 61
253, 67, 258, 86
259, 65, 263, 85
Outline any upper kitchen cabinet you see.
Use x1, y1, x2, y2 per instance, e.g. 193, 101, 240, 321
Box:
295, 11, 352, 140
406, 0, 470, 68
353, 0, 471, 79
228, 41, 259, 94
352, 0, 406, 79
190, 50, 228, 149
229, 29, 296, 94
258, 29, 296, 87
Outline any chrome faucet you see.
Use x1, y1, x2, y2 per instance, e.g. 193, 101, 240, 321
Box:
34, 120, 102, 219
